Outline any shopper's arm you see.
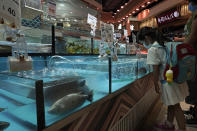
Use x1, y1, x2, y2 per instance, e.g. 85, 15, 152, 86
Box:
153, 65, 160, 94
174, 37, 185, 42
186, 18, 197, 46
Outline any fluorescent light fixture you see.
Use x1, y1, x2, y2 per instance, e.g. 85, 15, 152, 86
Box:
59, 3, 65, 7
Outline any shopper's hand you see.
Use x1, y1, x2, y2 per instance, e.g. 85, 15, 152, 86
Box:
154, 83, 160, 94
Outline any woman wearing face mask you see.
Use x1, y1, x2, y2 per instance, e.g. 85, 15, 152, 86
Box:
138, 27, 188, 131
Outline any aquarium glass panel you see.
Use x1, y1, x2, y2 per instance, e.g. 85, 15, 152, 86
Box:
22, 23, 52, 53
0, 57, 8, 72
111, 56, 138, 92
43, 56, 109, 126
137, 57, 149, 79
54, 0, 101, 54
0, 73, 37, 131
0, 22, 52, 54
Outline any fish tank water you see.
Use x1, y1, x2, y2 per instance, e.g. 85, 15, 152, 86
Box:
0, 55, 148, 130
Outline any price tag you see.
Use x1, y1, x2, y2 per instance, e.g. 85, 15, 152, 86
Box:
25, 0, 42, 10
87, 14, 97, 27
114, 33, 121, 38
0, 0, 21, 28
118, 24, 122, 30
124, 30, 128, 37
130, 25, 135, 31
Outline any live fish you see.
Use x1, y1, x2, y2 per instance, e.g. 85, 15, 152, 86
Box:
48, 91, 93, 114
0, 108, 6, 112
27, 76, 92, 106
0, 121, 10, 130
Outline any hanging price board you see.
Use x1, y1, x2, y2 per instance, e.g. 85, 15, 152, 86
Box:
0, 0, 21, 28
87, 14, 97, 27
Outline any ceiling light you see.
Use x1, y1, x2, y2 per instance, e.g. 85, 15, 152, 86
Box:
66, 23, 71, 27
136, 8, 139, 11
114, 12, 117, 14
59, 3, 65, 7
132, 11, 135, 13
147, 1, 151, 4
129, 13, 131, 16
125, 3, 128, 5
117, 9, 120, 12
142, 5, 145, 8
121, 6, 124, 9
123, 18, 125, 19
126, 16, 128, 18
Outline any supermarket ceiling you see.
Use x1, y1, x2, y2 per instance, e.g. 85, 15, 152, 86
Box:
102, 0, 164, 14
102, 0, 129, 12
54, 0, 97, 19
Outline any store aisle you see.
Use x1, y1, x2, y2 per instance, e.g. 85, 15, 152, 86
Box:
141, 100, 197, 131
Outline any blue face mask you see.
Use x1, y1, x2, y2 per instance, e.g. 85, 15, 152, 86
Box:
189, 3, 197, 12
140, 41, 152, 49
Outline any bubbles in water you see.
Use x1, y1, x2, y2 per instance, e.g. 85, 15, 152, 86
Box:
31, 71, 35, 75
17, 72, 22, 77
51, 70, 55, 76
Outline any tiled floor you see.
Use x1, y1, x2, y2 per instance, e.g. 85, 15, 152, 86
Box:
141, 100, 197, 131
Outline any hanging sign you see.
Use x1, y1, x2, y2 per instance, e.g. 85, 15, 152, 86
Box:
47, 1, 56, 17
87, 14, 97, 37
87, 14, 97, 27
0, 0, 21, 28
157, 9, 180, 26
25, 0, 42, 11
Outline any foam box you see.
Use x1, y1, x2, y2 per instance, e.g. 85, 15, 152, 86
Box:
8, 56, 32, 72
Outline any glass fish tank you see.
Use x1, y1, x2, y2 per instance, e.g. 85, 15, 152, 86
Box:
0, 55, 149, 130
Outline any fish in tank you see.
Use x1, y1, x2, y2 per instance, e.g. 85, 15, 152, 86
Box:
0, 121, 10, 130
48, 91, 93, 114
0, 55, 148, 129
